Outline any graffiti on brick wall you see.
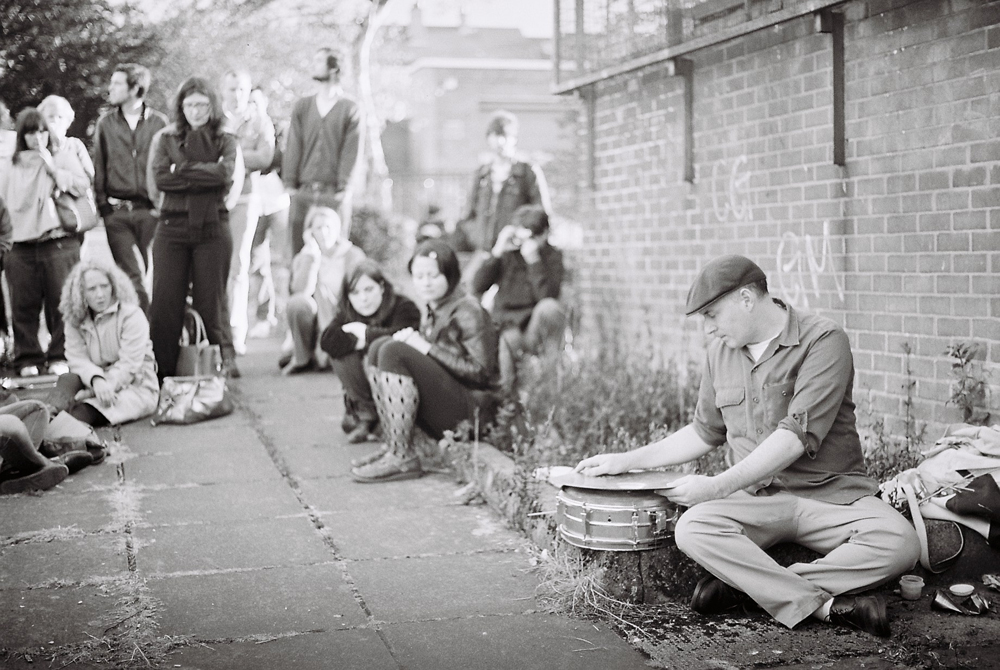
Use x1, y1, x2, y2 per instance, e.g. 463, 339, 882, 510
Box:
711, 155, 752, 223
775, 220, 846, 309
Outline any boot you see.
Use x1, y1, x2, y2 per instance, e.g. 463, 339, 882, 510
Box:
222, 348, 242, 379
351, 371, 422, 483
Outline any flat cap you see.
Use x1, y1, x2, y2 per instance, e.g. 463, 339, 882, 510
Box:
685, 255, 766, 316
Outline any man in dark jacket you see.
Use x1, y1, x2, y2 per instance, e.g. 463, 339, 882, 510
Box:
91, 64, 168, 312
472, 204, 564, 392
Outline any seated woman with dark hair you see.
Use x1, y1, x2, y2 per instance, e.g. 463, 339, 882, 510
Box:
48, 261, 159, 432
319, 259, 420, 443
351, 239, 501, 483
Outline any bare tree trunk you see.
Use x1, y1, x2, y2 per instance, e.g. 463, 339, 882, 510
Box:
358, 0, 396, 211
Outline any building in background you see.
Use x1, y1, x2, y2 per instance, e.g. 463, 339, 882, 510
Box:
383, 3, 580, 227
552, 0, 1000, 436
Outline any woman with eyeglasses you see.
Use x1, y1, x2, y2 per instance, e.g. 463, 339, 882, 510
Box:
148, 77, 243, 380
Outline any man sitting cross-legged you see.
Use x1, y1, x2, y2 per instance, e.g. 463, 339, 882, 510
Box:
575, 255, 919, 638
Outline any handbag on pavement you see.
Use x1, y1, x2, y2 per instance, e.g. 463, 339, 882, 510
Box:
150, 375, 233, 426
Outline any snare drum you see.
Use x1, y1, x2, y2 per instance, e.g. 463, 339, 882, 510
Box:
556, 486, 679, 552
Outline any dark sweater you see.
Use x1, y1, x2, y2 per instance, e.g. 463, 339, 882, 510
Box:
471, 244, 564, 331
319, 288, 420, 359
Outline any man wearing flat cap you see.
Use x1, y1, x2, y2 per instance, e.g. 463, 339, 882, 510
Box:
575, 255, 919, 637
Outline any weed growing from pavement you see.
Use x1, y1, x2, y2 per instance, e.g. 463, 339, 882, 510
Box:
860, 342, 927, 485
945, 341, 992, 425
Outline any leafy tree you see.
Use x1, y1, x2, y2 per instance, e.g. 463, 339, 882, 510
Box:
0, 0, 162, 138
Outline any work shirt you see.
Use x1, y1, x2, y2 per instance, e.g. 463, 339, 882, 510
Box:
693, 301, 878, 504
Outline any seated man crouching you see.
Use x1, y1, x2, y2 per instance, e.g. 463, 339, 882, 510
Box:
574, 254, 919, 638
471, 204, 564, 393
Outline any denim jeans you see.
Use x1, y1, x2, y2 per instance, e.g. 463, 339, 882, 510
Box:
6, 236, 81, 369
104, 207, 158, 313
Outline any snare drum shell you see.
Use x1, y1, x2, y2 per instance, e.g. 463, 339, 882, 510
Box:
557, 486, 678, 552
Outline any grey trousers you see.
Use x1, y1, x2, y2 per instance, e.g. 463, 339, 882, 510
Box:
674, 490, 920, 628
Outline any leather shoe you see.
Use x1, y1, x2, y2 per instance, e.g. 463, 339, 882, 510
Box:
56, 450, 93, 474
690, 576, 754, 615
829, 594, 890, 637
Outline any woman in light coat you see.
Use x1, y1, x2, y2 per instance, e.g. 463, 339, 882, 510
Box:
48, 261, 159, 427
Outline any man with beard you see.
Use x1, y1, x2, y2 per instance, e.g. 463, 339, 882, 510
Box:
91, 64, 168, 312
282, 48, 361, 257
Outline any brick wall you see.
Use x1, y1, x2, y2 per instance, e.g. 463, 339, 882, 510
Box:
575, 0, 1000, 437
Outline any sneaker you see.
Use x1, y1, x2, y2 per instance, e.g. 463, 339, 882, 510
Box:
351, 451, 422, 483
47, 361, 70, 376
346, 420, 378, 444
19, 365, 39, 377
0, 461, 69, 494
350, 444, 388, 468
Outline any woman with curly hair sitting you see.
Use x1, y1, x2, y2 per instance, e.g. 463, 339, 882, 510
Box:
47, 260, 159, 431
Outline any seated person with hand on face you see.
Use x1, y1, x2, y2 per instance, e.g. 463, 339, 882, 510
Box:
281, 205, 365, 375
471, 204, 564, 392
574, 255, 919, 638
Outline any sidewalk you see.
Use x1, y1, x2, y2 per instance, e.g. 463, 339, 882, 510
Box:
0, 338, 649, 670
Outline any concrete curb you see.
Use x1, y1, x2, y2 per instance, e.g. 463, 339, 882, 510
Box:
451, 441, 1000, 603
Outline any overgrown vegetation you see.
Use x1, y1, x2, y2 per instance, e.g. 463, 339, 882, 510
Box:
484, 348, 701, 468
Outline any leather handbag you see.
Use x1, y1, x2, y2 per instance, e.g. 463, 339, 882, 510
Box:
176, 307, 222, 377
150, 375, 233, 426
53, 187, 99, 233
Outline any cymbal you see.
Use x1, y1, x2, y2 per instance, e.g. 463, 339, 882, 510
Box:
538, 466, 684, 491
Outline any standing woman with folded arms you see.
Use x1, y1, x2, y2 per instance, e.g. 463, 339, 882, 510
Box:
148, 77, 243, 380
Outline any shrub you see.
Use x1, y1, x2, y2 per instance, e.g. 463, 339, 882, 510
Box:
349, 204, 408, 270
487, 349, 701, 468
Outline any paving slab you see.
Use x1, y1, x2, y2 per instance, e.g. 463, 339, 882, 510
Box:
124, 443, 281, 487
1, 586, 111, 648
136, 516, 332, 574
148, 563, 367, 637
276, 444, 374, 478
53, 460, 120, 491
119, 421, 259, 455
382, 613, 651, 670
323, 503, 521, 560
0, 535, 126, 587
140, 480, 305, 526
0, 489, 113, 535
255, 414, 347, 449
163, 628, 398, 670
299, 473, 472, 512
349, 552, 541, 621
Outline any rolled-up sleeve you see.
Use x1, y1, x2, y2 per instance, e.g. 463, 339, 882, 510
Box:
692, 353, 728, 447
778, 328, 854, 458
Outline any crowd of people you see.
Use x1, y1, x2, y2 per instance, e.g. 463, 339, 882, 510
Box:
0, 49, 566, 490
0, 48, 919, 641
